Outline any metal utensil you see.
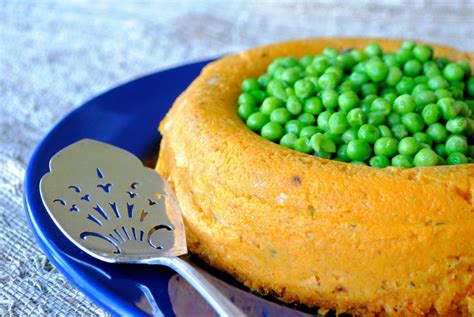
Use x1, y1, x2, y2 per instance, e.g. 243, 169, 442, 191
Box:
39, 139, 244, 317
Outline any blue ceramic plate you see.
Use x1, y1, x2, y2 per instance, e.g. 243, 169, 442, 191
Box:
24, 60, 316, 317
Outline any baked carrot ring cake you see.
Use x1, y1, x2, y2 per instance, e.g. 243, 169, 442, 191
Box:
156, 38, 473, 315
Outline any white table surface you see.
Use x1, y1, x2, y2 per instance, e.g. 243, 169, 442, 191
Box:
1, 0, 473, 314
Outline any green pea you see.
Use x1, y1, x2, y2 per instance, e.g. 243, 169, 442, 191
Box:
261, 96, 284, 115
391, 154, 414, 168
383, 53, 400, 67
392, 124, 409, 140
374, 137, 398, 157
413, 90, 437, 110
250, 90, 267, 103
351, 161, 368, 166
346, 108, 366, 127
414, 76, 429, 86
393, 94, 416, 114
285, 120, 304, 135
428, 75, 449, 90
270, 108, 291, 124
387, 112, 401, 127
445, 135, 468, 155
328, 112, 349, 134
435, 144, 448, 158
267, 79, 288, 101
443, 63, 465, 82
447, 152, 468, 165
247, 112, 269, 131
385, 66, 403, 86
342, 127, 359, 144
338, 91, 359, 112
467, 78, 474, 97
314, 150, 332, 159
381, 87, 396, 96
324, 131, 344, 146
412, 84, 429, 95
435, 56, 451, 69
294, 137, 313, 153
365, 58, 388, 82
349, 71, 369, 87
398, 137, 419, 156
403, 59, 422, 76
317, 111, 333, 131
312, 56, 329, 75
280, 67, 300, 85
310, 133, 337, 153
449, 87, 464, 100
336, 144, 350, 162
364, 43, 383, 57
238, 104, 257, 121
361, 83, 378, 97
286, 87, 295, 97
353, 61, 366, 73
401, 112, 425, 133
347, 139, 372, 161
300, 55, 314, 67
349, 49, 366, 62
378, 125, 392, 137
413, 148, 438, 166
300, 126, 321, 138
325, 66, 344, 82
280, 133, 298, 149
338, 80, 358, 94
321, 90, 339, 109
318, 72, 338, 90
294, 79, 315, 99
421, 104, 441, 125
241, 78, 260, 91
396, 48, 413, 64
446, 117, 467, 135
304, 97, 323, 115
437, 97, 460, 120
384, 93, 397, 106
258, 74, 271, 86
401, 41, 416, 50
324, 47, 339, 58
298, 113, 316, 126
423, 61, 441, 77
282, 57, 298, 67
238, 92, 258, 107
434, 88, 452, 100
469, 145, 474, 158
413, 45, 433, 62
368, 112, 386, 126
261, 122, 284, 141
395, 77, 415, 94
358, 124, 381, 143
286, 96, 303, 115
414, 132, 433, 147
370, 155, 390, 168
370, 97, 391, 115
337, 53, 356, 71
457, 61, 472, 79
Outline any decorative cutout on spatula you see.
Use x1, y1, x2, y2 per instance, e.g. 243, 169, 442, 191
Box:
40, 139, 186, 262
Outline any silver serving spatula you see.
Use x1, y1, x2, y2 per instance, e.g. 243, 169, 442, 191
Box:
39, 139, 244, 317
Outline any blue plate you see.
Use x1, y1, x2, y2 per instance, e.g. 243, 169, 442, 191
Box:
24, 60, 315, 316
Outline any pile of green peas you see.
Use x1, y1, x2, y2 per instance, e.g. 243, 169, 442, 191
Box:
237, 41, 474, 167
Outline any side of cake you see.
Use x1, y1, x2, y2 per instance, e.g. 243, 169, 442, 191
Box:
157, 38, 473, 315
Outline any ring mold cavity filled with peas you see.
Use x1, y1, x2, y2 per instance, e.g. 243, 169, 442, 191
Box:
157, 38, 473, 315
238, 41, 474, 167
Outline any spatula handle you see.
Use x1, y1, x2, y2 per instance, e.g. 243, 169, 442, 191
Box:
156, 256, 245, 317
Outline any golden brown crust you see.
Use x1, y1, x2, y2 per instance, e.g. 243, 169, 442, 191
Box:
157, 38, 474, 315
